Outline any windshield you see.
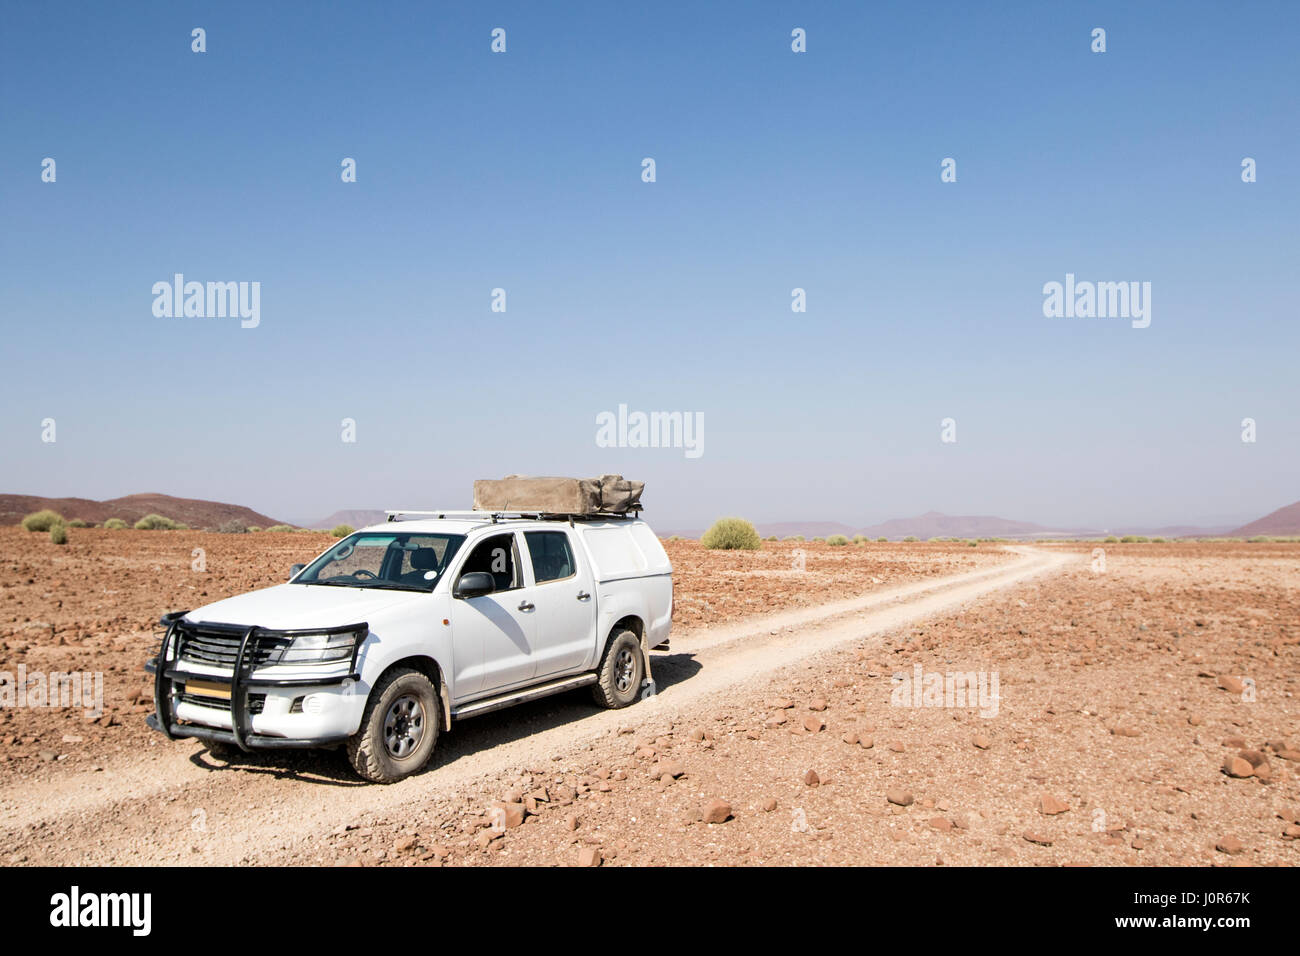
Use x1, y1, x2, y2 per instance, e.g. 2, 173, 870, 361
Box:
294, 532, 465, 592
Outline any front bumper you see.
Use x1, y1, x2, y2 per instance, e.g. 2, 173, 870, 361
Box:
146, 611, 367, 752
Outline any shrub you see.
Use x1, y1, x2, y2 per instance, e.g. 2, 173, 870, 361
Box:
135, 514, 180, 530
766, 535, 779, 541
331, 524, 355, 538
50, 524, 67, 545
264, 524, 295, 533
700, 517, 761, 551
826, 534, 849, 546
216, 519, 248, 534
103, 517, 128, 530
21, 510, 64, 532
1247, 535, 1270, 543
903, 536, 918, 543
67, 518, 90, 528
812, 536, 826, 543
852, 535, 867, 544
1104, 536, 1119, 543
247, 526, 262, 533
877, 536, 888, 542
783, 535, 805, 542
967, 539, 978, 546
1151, 537, 1166, 543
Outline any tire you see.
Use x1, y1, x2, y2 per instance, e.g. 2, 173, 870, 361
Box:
346, 667, 440, 783
590, 628, 644, 709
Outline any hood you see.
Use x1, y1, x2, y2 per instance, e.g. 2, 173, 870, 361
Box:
184, 583, 428, 631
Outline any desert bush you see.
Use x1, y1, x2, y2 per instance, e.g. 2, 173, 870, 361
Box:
50, 524, 67, 545
21, 510, 64, 532
783, 535, 804, 542
217, 519, 248, 534
247, 525, 262, 533
877, 537, 888, 542
812, 536, 826, 543
765, 535, 778, 541
1151, 537, 1166, 543
826, 534, 849, 546
264, 524, 295, 533
903, 536, 918, 543
103, 518, 128, 529
967, 540, 978, 546
700, 517, 761, 551
1247, 535, 1270, 543
67, 518, 90, 528
1104, 536, 1119, 543
331, 524, 355, 538
851, 535, 867, 544
135, 514, 180, 530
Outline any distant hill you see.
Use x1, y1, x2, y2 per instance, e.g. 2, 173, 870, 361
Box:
0, 492, 285, 529
858, 511, 1063, 540
302, 509, 388, 531
1230, 500, 1300, 537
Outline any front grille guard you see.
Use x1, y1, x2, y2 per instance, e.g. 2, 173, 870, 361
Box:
148, 611, 366, 752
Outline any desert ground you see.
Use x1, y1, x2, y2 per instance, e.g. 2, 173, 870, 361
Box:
1, 529, 1297, 866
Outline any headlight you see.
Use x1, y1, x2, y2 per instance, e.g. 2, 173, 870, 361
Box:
277, 629, 363, 665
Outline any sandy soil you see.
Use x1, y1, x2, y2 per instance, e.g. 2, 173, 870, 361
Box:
1, 534, 1297, 866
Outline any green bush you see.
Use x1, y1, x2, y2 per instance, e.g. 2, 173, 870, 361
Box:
331, 524, 355, 538
1247, 535, 1270, 543
50, 524, 67, 545
247, 525, 262, 533
264, 524, 295, 533
1103, 536, 1119, 543
903, 536, 918, 543
967, 539, 978, 546
67, 518, 90, 528
812, 536, 826, 543
135, 514, 180, 530
765, 535, 778, 541
783, 535, 805, 542
1151, 537, 1166, 543
852, 535, 867, 544
21, 510, 64, 532
103, 517, 128, 530
700, 517, 761, 551
217, 519, 248, 534
877, 537, 888, 542
826, 534, 849, 546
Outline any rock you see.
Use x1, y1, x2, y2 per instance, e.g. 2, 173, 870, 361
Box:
804, 769, 820, 787
802, 715, 825, 733
1215, 835, 1244, 855
765, 713, 788, 728
761, 798, 777, 812
1222, 755, 1254, 778
577, 846, 602, 867
929, 817, 953, 831
972, 735, 990, 750
565, 814, 579, 832
1218, 676, 1245, 695
809, 698, 827, 712
1022, 831, 1053, 846
702, 799, 732, 824
1239, 750, 1269, 769
1275, 749, 1300, 762
1187, 715, 1203, 726
858, 735, 874, 749
1281, 825, 1300, 840
689, 728, 705, 741
1110, 726, 1141, 738
841, 731, 859, 745
475, 829, 502, 849
1038, 794, 1070, 815
888, 742, 905, 753
886, 789, 914, 807
394, 835, 417, 853
651, 761, 685, 780
771, 698, 795, 710
1221, 735, 1248, 748
490, 802, 526, 829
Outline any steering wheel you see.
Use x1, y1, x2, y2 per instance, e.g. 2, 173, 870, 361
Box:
351, 568, 378, 580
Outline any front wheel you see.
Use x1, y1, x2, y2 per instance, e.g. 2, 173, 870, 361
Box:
591, 629, 644, 709
346, 668, 440, 783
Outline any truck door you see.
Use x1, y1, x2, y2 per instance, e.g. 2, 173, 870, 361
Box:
448, 531, 538, 697
523, 529, 598, 679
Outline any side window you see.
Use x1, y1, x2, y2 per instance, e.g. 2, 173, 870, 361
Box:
459, 533, 519, 592
525, 531, 576, 584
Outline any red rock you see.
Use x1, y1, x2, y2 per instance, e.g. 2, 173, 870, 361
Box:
1281, 825, 1300, 840
972, 735, 990, 749
804, 769, 820, 787
702, 799, 732, 824
577, 846, 602, 867
1038, 794, 1070, 815
929, 817, 953, 831
1276, 749, 1300, 762
490, 802, 525, 829
765, 713, 787, 728
1218, 676, 1245, 695
858, 735, 874, 749
1222, 755, 1254, 778
1022, 831, 1053, 846
1215, 835, 1243, 855
760, 798, 777, 812
888, 742, 905, 753
809, 698, 827, 712
1221, 735, 1248, 748
394, 835, 418, 853
841, 731, 859, 745
886, 789, 914, 807
802, 715, 826, 733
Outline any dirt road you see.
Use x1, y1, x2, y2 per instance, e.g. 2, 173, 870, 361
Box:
2, 547, 1071, 865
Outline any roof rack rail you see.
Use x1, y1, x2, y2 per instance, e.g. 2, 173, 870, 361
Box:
384, 509, 639, 524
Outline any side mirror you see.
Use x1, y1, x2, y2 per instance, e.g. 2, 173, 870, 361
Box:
453, 571, 496, 599
289, 563, 306, 581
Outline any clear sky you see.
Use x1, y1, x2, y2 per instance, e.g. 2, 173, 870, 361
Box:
2, 1, 1296, 530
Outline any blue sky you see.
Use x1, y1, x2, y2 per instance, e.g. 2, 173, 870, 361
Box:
2, 1, 1296, 529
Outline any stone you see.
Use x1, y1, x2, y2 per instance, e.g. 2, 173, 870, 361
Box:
886, 789, 914, 807
1038, 794, 1070, 815
702, 799, 732, 824
577, 846, 602, 867
802, 715, 826, 733
972, 735, 990, 749
804, 769, 820, 787
1222, 755, 1254, 778
1215, 835, 1243, 855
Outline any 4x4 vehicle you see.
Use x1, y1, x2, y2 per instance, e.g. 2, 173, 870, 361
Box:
146, 511, 672, 782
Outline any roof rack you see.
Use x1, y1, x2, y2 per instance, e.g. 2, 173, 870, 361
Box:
384, 509, 639, 524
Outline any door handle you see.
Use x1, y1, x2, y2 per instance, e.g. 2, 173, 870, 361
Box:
518, 601, 535, 612
576, 591, 590, 601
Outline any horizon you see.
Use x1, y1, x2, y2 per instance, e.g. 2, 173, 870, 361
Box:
3, 1, 1297, 530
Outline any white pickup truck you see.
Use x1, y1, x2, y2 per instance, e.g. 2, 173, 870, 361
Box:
146, 511, 673, 782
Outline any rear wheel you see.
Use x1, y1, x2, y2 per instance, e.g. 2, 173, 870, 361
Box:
347, 668, 440, 783
591, 628, 644, 709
